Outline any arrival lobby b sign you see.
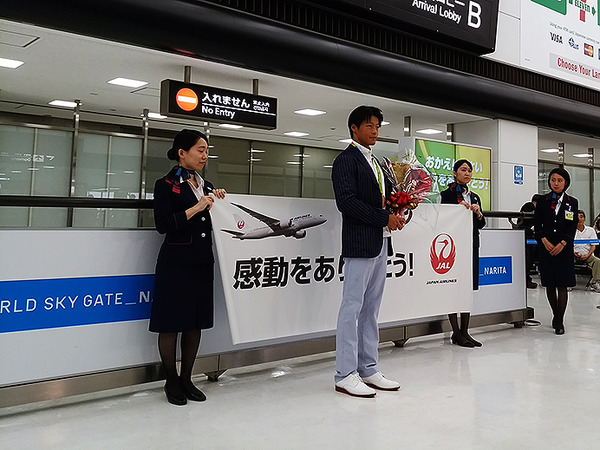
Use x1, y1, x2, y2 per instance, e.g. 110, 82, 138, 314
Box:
160, 79, 278, 130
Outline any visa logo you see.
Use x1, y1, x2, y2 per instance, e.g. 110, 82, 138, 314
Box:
550, 32, 563, 44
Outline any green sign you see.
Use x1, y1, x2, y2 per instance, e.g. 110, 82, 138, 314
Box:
531, 0, 567, 14
414, 139, 492, 210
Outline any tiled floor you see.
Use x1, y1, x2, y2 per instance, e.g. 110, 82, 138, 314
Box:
3, 276, 600, 449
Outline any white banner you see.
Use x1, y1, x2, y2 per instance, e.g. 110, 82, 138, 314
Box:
521, 0, 600, 90
211, 195, 473, 344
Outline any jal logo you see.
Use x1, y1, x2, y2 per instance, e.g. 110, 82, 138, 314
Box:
569, 37, 579, 50
237, 220, 245, 230
430, 233, 456, 275
550, 32, 563, 44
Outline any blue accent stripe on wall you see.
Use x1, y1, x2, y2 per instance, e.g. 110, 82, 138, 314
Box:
479, 256, 512, 286
0, 275, 154, 333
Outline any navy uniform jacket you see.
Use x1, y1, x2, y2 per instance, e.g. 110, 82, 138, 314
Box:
153, 166, 214, 264
331, 144, 391, 258
533, 192, 577, 247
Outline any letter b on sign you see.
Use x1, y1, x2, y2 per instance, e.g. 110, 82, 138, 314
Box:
468, 1, 481, 29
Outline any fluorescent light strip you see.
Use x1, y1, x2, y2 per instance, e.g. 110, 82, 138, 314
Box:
107, 77, 148, 88
219, 124, 243, 129
416, 128, 443, 135
49, 100, 78, 108
0, 58, 24, 69
284, 131, 309, 137
540, 148, 560, 153
294, 109, 326, 116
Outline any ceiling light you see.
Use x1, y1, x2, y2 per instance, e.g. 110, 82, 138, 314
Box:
381, 121, 390, 126
219, 124, 243, 129
49, 100, 78, 108
339, 138, 352, 144
293, 154, 310, 157
0, 57, 24, 69
208, 155, 218, 159
250, 149, 265, 153
249, 158, 262, 162
147, 112, 167, 119
107, 77, 148, 88
284, 131, 309, 137
294, 109, 326, 116
540, 148, 560, 153
416, 128, 443, 135
573, 153, 591, 158
287, 161, 302, 165
323, 165, 333, 168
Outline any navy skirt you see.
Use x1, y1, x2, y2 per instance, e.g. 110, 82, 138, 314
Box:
149, 261, 214, 332
537, 245, 576, 288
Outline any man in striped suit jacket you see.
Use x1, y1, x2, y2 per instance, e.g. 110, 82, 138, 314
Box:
331, 105, 405, 398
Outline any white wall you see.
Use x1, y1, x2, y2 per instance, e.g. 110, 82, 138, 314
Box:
487, 0, 521, 66
454, 119, 538, 226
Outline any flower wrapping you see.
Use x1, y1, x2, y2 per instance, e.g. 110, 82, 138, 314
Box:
380, 152, 434, 223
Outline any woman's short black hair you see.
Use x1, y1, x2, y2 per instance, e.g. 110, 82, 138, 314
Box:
453, 159, 472, 172
347, 106, 383, 138
167, 129, 209, 161
547, 167, 571, 191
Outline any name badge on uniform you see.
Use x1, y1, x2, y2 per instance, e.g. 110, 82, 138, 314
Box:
565, 210, 574, 221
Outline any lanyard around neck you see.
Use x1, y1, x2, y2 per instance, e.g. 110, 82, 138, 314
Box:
372, 157, 384, 196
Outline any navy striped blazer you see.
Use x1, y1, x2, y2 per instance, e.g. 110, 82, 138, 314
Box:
331, 144, 391, 258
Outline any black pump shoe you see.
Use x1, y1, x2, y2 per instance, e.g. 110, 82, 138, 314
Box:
164, 380, 187, 406
181, 379, 207, 402
451, 333, 475, 348
555, 326, 565, 335
465, 334, 482, 347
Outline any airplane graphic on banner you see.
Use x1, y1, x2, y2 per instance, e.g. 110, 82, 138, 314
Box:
221, 202, 326, 240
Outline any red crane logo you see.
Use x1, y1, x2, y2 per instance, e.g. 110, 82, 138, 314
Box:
430, 233, 456, 275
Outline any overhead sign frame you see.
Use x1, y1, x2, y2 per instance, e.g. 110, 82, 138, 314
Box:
160, 79, 278, 130
314, 0, 500, 54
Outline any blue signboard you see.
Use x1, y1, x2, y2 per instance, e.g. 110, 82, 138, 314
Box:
0, 274, 154, 333
479, 256, 512, 286
514, 165, 524, 185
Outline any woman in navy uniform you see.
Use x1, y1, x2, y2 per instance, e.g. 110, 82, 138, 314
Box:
150, 129, 226, 405
534, 167, 577, 335
440, 159, 486, 347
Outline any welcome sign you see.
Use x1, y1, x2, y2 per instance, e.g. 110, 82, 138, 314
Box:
211, 196, 473, 344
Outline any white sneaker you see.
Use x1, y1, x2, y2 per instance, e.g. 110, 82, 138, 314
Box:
361, 372, 402, 391
335, 373, 376, 398
591, 282, 600, 293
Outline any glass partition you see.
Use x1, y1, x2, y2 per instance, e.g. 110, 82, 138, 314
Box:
301, 146, 339, 199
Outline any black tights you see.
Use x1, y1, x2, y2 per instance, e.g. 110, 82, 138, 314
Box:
546, 287, 568, 327
158, 330, 201, 383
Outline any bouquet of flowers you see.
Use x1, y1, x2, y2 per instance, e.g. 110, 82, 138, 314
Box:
379, 152, 434, 224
